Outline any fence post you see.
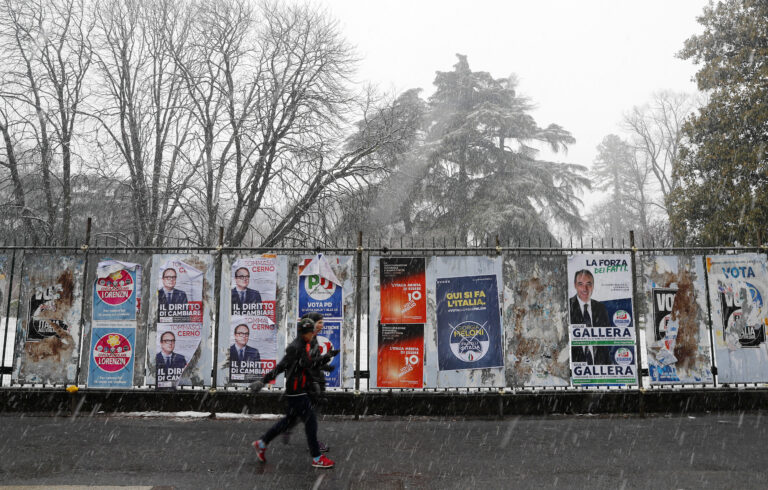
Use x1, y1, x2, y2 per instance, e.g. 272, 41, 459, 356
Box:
74, 217, 92, 388
629, 231, 645, 398
354, 231, 363, 420
211, 227, 224, 394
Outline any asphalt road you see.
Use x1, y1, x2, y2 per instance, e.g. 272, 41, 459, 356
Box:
0, 411, 767, 489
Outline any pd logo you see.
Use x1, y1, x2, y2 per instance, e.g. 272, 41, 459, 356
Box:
93, 333, 132, 372
96, 269, 134, 306
304, 275, 336, 301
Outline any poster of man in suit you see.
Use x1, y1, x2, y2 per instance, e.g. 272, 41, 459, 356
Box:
157, 259, 202, 323
228, 255, 277, 384
155, 329, 187, 388
155, 257, 204, 389
567, 253, 637, 386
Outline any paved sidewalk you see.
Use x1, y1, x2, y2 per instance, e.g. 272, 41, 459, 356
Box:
0, 412, 766, 489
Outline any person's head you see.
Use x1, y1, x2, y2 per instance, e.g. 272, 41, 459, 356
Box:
160, 331, 175, 355
234, 324, 249, 348
298, 318, 315, 341
302, 312, 324, 334
162, 268, 177, 290
573, 269, 595, 303
234, 267, 250, 290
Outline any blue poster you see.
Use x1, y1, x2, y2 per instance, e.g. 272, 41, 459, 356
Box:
298, 275, 342, 318
436, 275, 503, 370
93, 263, 139, 322
87, 327, 136, 388
316, 320, 341, 388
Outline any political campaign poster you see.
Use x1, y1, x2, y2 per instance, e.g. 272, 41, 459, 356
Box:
13, 255, 85, 385
706, 254, 768, 383
436, 274, 503, 371
298, 254, 343, 319
380, 258, 426, 324
155, 323, 199, 388
297, 254, 344, 388
315, 320, 341, 387
567, 254, 637, 385
377, 324, 423, 388
640, 255, 713, 385
154, 258, 205, 389
156, 259, 203, 324
228, 315, 277, 383
87, 260, 142, 388
230, 256, 277, 317
93, 260, 140, 322
88, 328, 135, 387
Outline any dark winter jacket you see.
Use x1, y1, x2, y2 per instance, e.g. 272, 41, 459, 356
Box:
262, 336, 330, 396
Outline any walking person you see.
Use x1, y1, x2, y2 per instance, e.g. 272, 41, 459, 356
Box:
250, 318, 338, 468
282, 312, 336, 451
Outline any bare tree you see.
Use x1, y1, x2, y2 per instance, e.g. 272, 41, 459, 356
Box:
624, 91, 699, 215
0, 0, 92, 242
1, 0, 414, 245
88, 0, 194, 245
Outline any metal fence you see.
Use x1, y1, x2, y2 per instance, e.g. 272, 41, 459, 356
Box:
1, 227, 767, 393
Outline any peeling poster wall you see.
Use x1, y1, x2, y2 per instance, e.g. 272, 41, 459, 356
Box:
426, 256, 505, 388
285, 255, 356, 389
12, 254, 85, 385
146, 254, 215, 387
707, 253, 768, 384
503, 255, 570, 387
639, 255, 713, 385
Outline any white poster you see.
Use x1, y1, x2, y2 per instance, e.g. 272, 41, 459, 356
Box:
707, 254, 768, 383
567, 254, 637, 386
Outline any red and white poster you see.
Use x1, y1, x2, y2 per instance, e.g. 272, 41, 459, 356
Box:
380, 258, 426, 324
377, 324, 423, 388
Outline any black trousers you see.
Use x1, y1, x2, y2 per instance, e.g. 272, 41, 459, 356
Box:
261, 394, 320, 458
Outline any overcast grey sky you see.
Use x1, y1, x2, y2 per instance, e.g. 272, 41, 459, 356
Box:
314, 0, 709, 210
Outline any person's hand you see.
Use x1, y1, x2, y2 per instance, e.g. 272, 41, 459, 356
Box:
249, 380, 264, 393
328, 349, 340, 357
322, 364, 335, 373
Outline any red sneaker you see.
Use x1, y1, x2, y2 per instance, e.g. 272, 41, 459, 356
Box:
253, 440, 266, 463
312, 454, 335, 469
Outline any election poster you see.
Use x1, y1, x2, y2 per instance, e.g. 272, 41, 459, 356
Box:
298, 255, 343, 319
230, 256, 277, 317
706, 254, 768, 383
13, 254, 85, 385
377, 324, 423, 388
157, 259, 203, 324
227, 253, 278, 384
436, 274, 503, 371
298, 254, 344, 388
640, 255, 713, 385
316, 319, 341, 387
87, 260, 142, 388
155, 258, 204, 389
380, 258, 426, 324
567, 254, 637, 385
